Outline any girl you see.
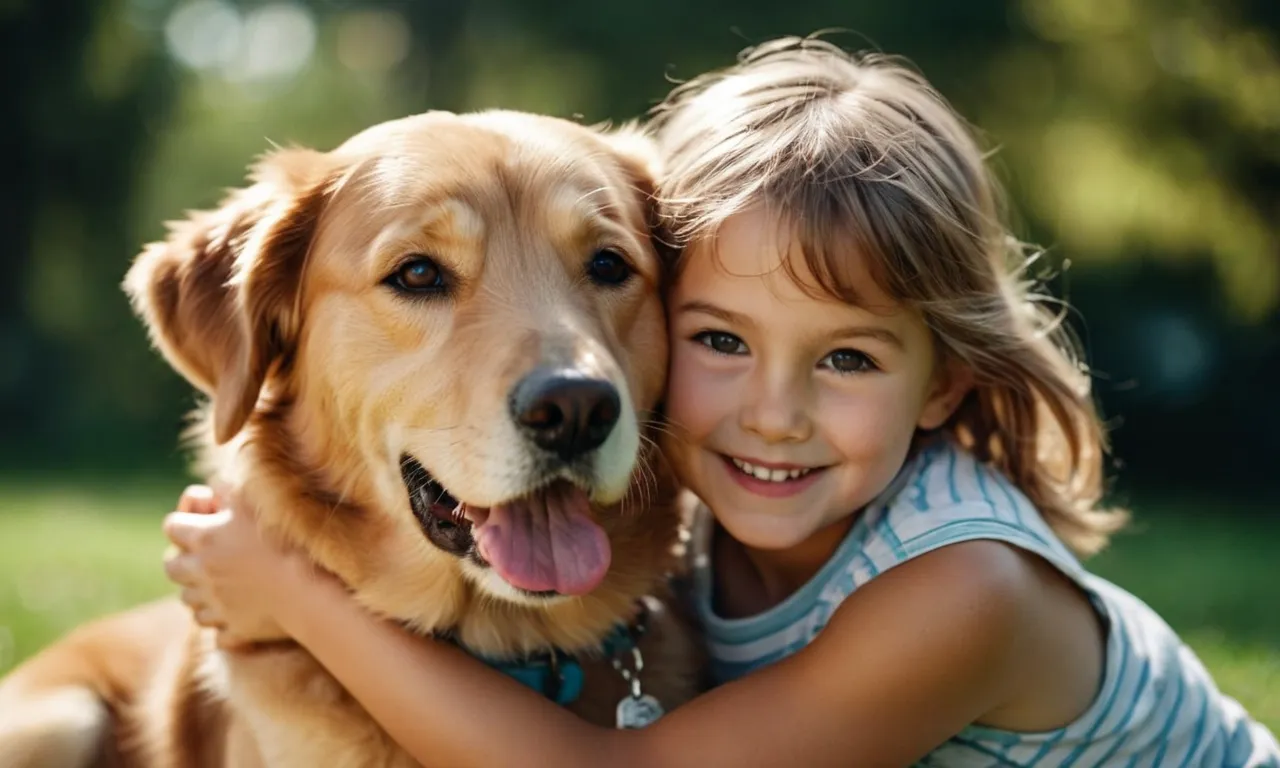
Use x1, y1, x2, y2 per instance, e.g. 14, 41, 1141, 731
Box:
163, 37, 1280, 766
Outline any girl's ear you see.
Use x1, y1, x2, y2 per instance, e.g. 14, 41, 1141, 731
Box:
917, 358, 975, 431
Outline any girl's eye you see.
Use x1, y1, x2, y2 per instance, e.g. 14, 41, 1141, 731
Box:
821, 349, 878, 374
693, 331, 747, 356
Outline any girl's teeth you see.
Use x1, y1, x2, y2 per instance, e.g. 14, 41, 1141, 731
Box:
731, 458, 813, 483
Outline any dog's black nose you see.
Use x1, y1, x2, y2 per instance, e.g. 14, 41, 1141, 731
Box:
510, 369, 621, 460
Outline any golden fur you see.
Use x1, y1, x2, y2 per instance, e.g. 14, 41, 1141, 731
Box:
0, 110, 699, 767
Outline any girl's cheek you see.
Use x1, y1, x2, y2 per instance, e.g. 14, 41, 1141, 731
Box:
666, 352, 704, 411
666, 350, 727, 428
818, 382, 916, 453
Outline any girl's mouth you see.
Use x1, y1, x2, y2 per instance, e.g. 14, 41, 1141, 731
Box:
719, 454, 828, 498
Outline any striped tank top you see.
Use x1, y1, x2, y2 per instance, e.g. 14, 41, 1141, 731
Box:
688, 438, 1279, 766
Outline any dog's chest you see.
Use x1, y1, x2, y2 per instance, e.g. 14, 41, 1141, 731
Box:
216, 647, 417, 768
250, 725, 415, 768
197, 600, 701, 767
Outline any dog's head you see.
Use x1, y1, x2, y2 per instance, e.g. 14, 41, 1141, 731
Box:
126, 111, 676, 649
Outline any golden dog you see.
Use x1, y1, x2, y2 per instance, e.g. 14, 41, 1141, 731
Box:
0, 110, 699, 767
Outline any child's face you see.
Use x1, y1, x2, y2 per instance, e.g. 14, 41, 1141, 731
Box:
663, 210, 965, 551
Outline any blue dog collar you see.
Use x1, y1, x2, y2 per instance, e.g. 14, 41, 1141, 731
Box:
473, 607, 648, 706
487, 651, 587, 706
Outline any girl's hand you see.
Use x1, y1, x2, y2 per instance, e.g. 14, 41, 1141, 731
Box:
162, 485, 315, 649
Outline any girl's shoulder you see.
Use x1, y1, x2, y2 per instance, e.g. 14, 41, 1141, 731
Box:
866, 437, 1085, 581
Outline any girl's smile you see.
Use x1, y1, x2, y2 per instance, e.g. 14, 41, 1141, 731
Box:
719, 453, 829, 498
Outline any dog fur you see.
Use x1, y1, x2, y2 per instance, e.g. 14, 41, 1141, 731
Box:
0, 110, 700, 767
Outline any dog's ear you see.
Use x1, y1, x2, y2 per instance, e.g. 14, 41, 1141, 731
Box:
124, 147, 335, 444
596, 122, 675, 268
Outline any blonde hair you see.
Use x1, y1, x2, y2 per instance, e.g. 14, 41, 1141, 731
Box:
649, 35, 1125, 555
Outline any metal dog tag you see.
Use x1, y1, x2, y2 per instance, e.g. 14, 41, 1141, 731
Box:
616, 693, 664, 729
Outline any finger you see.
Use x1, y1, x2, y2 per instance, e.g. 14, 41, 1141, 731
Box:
177, 484, 218, 514
179, 586, 210, 613
216, 631, 252, 652
219, 487, 262, 528
179, 586, 205, 609
193, 606, 227, 631
163, 509, 232, 551
163, 551, 201, 588
210, 481, 236, 511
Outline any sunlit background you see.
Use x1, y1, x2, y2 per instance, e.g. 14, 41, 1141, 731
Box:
1, 0, 1277, 731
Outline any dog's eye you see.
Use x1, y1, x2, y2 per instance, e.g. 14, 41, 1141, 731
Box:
586, 249, 632, 287
387, 256, 447, 295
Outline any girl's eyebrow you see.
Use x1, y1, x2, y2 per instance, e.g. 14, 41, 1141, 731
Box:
676, 299, 752, 327
827, 325, 904, 350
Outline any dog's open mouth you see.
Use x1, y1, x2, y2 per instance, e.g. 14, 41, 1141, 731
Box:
400, 456, 611, 596
400, 456, 474, 556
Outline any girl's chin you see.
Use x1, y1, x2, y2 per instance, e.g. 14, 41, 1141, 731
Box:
713, 509, 821, 552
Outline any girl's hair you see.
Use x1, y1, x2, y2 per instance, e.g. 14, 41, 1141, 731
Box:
649, 35, 1125, 555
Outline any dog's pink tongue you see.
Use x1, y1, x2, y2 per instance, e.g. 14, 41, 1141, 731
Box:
473, 485, 610, 596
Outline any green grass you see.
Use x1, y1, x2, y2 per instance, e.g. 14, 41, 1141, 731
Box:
1087, 502, 1280, 731
0, 482, 1276, 734
0, 480, 179, 673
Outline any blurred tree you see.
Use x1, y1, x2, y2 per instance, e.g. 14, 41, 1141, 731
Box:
0, 0, 179, 468
978, 0, 1280, 320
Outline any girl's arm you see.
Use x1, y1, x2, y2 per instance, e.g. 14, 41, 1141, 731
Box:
280, 540, 1032, 768
165, 493, 1039, 768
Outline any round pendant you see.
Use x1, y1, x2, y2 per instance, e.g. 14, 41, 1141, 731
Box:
616, 694, 664, 729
